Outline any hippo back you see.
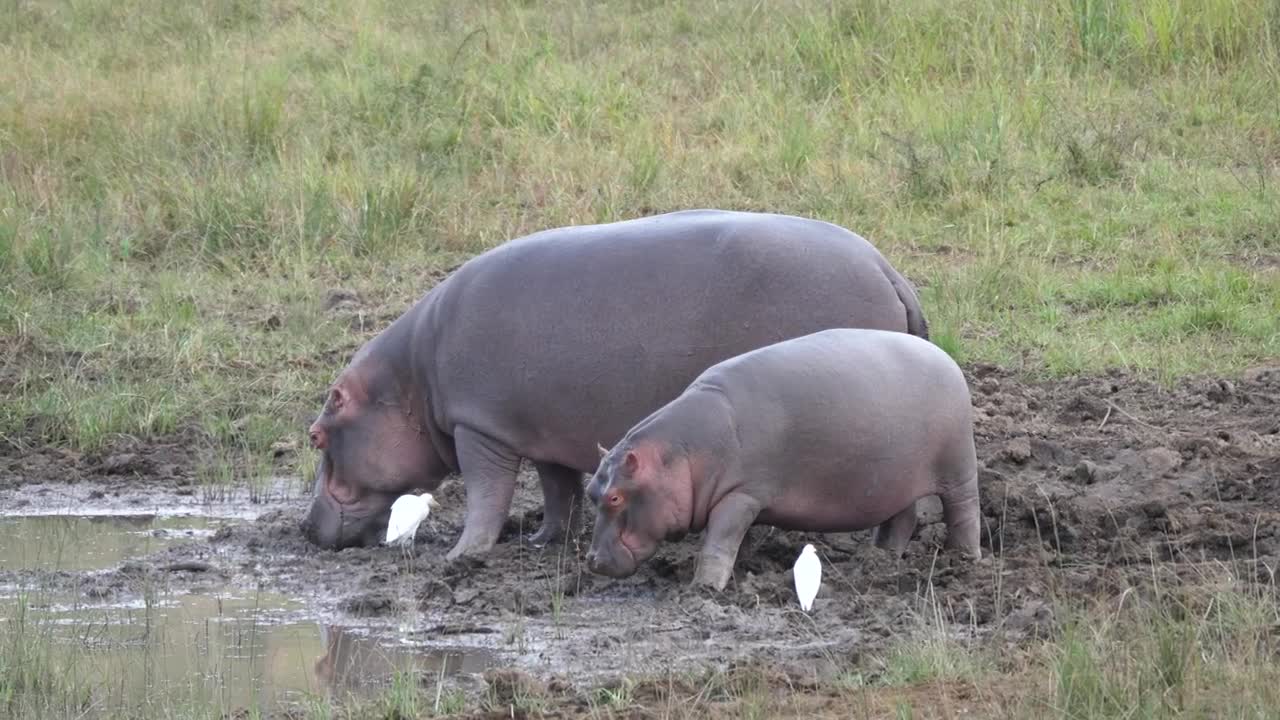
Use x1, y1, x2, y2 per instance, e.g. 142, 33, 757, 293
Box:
420, 209, 921, 472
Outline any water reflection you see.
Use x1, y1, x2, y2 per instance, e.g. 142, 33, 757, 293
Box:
1, 588, 496, 713
0, 513, 496, 714
0, 514, 224, 571
313, 625, 494, 699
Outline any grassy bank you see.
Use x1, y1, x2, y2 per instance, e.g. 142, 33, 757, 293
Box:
3, 0, 1278, 455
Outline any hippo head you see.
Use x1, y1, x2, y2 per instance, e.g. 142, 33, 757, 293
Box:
303, 359, 450, 550
585, 440, 691, 578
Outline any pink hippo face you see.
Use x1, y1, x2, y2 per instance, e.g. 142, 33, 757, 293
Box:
303, 366, 450, 549
585, 440, 690, 578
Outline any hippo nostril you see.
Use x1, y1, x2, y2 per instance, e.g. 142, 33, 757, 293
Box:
309, 430, 324, 449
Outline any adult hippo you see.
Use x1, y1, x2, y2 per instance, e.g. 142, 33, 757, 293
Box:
303, 209, 929, 560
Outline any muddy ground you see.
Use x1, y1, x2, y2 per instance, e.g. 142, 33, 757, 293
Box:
3, 363, 1279, 714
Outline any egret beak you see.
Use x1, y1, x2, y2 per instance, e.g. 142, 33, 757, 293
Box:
425, 494, 441, 509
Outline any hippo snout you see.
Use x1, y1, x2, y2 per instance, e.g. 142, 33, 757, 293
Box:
304, 493, 390, 550
305, 496, 361, 550
585, 540, 637, 579
585, 549, 614, 577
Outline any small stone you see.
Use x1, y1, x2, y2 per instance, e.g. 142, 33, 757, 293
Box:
1198, 378, 1235, 403
1005, 600, 1053, 637
323, 288, 359, 311
338, 592, 399, 617
1140, 447, 1181, 475
101, 453, 145, 475
1072, 460, 1098, 484
484, 669, 544, 706
1003, 437, 1032, 464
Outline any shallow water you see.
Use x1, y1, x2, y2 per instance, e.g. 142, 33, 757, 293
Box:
0, 514, 226, 572
0, 513, 495, 715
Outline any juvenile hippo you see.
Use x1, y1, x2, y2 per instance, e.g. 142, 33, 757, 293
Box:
585, 328, 980, 591
303, 209, 930, 561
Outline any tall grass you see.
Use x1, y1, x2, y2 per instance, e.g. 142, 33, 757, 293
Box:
1049, 582, 1280, 718
3, 0, 1278, 449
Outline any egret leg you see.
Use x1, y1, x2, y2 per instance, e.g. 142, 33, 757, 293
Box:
400, 535, 414, 572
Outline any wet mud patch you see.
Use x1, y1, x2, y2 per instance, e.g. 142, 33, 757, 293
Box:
170, 365, 1280, 683
4, 364, 1280, 711
0, 429, 200, 492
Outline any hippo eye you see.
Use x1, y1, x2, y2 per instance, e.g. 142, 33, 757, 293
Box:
607, 492, 623, 508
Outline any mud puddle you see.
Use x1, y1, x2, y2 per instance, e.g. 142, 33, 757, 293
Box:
0, 512, 497, 714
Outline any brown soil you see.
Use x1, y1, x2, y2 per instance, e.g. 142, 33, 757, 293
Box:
3, 363, 1279, 717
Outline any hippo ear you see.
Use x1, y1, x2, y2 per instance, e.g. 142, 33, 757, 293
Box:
597, 442, 609, 460
623, 450, 639, 475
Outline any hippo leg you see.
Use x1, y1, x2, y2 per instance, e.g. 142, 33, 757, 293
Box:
446, 427, 521, 562
941, 470, 982, 558
871, 501, 918, 556
528, 462, 584, 547
693, 492, 763, 591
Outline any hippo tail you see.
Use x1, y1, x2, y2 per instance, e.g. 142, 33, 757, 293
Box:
886, 267, 929, 341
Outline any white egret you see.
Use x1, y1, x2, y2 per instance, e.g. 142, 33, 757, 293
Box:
384, 492, 440, 549
793, 543, 822, 612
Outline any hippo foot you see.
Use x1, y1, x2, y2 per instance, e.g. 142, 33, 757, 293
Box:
526, 523, 567, 548
949, 545, 982, 563
442, 554, 487, 580
691, 550, 740, 592
691, 567, 735, 594
684, 580, 732, 606
445, 535, 498, 564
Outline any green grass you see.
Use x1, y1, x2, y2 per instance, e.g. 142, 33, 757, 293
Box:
1046, 583, 1280, 718
1, 0, 1277, 454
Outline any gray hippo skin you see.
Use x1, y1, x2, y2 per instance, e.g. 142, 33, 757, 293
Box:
585, 328, 981, 591
303, 209, 930, 561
